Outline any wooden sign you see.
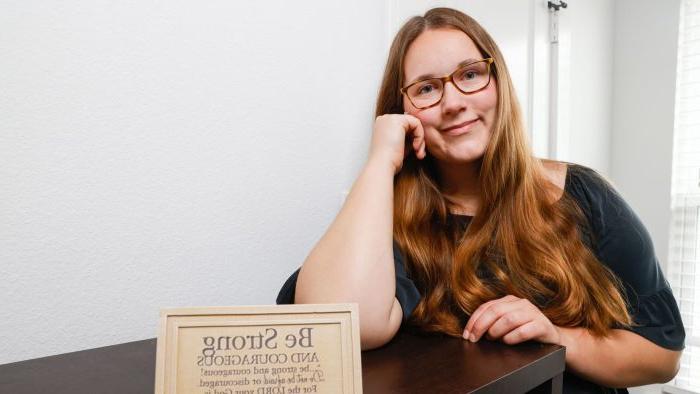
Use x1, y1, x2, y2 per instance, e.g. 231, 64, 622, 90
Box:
154, 304, 363, 394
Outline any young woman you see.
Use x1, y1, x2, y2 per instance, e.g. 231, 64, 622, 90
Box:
277, 7, 685, 392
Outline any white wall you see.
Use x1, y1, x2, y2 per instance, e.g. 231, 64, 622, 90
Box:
611, 0, 681, 277
0, 0, 543, 364
561, 0, 616, 174
0, 0, 389, 364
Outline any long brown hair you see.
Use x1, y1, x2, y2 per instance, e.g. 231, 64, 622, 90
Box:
376, 8, 631, 337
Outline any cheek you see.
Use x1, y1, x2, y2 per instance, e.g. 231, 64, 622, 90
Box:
410, 105, 439, 128
413, 112, 442, 143
480, 82, 498, 118
402, 99, 442, 147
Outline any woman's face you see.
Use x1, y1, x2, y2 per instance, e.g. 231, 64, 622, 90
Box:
402, 28, 498, 164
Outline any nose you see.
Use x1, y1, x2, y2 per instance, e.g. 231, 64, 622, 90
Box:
440, 80, 467, 115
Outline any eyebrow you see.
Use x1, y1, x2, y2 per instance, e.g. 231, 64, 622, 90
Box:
406, 58, 480, 85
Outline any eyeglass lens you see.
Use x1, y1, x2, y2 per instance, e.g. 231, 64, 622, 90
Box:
406, 61, 490, 108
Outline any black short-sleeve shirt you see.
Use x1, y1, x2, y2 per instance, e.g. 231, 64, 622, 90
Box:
276, 163, 685, 393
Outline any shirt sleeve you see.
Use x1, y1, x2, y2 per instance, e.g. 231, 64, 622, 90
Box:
566, 164, 685, 350
275, 242, 422, 322
392, 241, 422, 320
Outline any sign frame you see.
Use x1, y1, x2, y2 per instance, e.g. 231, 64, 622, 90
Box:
154, 303, 363, 394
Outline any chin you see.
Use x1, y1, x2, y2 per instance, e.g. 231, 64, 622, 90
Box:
450, 155, 484, 164
435, 145, 487, 164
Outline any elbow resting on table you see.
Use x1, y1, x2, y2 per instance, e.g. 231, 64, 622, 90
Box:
359, 298, 403, 351
610, 348, 683, 388
295, 295, 402, 351
294, 287, 402, 351
290, 298, 399, 351
294, 265, 403, 350
654, 350, 682, 383
561, 327, 684, 388
636, 348, 682, 385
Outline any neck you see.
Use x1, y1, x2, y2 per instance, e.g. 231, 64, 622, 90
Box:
434, 158, 482, 215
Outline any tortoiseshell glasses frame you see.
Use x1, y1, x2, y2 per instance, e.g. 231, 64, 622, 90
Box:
400, 57, 494, 110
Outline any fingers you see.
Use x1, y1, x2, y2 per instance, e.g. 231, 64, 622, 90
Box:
463, 295, 519, 340
501, 320, 542, 345
485, 310, 530, 341
463, 296, 560, 346
413, 139, 426, 159
403, 114, 426, 159
465, 296, 524, 342
371, 113, 426, 171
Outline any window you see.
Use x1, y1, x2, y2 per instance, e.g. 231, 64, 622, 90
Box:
667, 0, 700, 392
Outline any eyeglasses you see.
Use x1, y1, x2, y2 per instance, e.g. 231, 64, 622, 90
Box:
400, 58, 494, 110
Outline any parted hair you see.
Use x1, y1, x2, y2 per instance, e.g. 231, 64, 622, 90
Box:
375, 7, 631, 337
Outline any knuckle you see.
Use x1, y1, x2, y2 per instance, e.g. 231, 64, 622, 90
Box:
483, 309, 497, 323
518, 298, 532, 308
504, 332, 518, 345
473, 319, 487, 334
487, 327, 498, 338
492, 303, 508, 316
510, 328, 522, 340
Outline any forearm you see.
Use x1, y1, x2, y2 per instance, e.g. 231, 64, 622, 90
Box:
295, 156, 396, 323
558, 326, 681, 388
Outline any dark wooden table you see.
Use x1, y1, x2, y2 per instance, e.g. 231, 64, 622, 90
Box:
0, 329, 565, 393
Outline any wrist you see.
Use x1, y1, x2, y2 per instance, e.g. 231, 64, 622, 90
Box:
366, 153, 399, 175
556, 326, 582, 365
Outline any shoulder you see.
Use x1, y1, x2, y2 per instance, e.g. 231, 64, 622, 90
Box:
540, 159, 567, 185
564, 162, 615, 190
550, 162, 623, 234
560, 164, 666, 293
539, 159, 568, 201
536, 160, 619, 217
539, 160, 613, 192
561, 163, 622, 220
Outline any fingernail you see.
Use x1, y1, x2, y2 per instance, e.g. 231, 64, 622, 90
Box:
470, 334, 477, 342
462, 330, 470, 340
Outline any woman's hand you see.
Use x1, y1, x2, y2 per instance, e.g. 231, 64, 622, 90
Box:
463, 295, 562, 346
368, 114, 426, 174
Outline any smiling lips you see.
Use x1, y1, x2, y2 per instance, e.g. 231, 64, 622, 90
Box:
441, 118, 479, 135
